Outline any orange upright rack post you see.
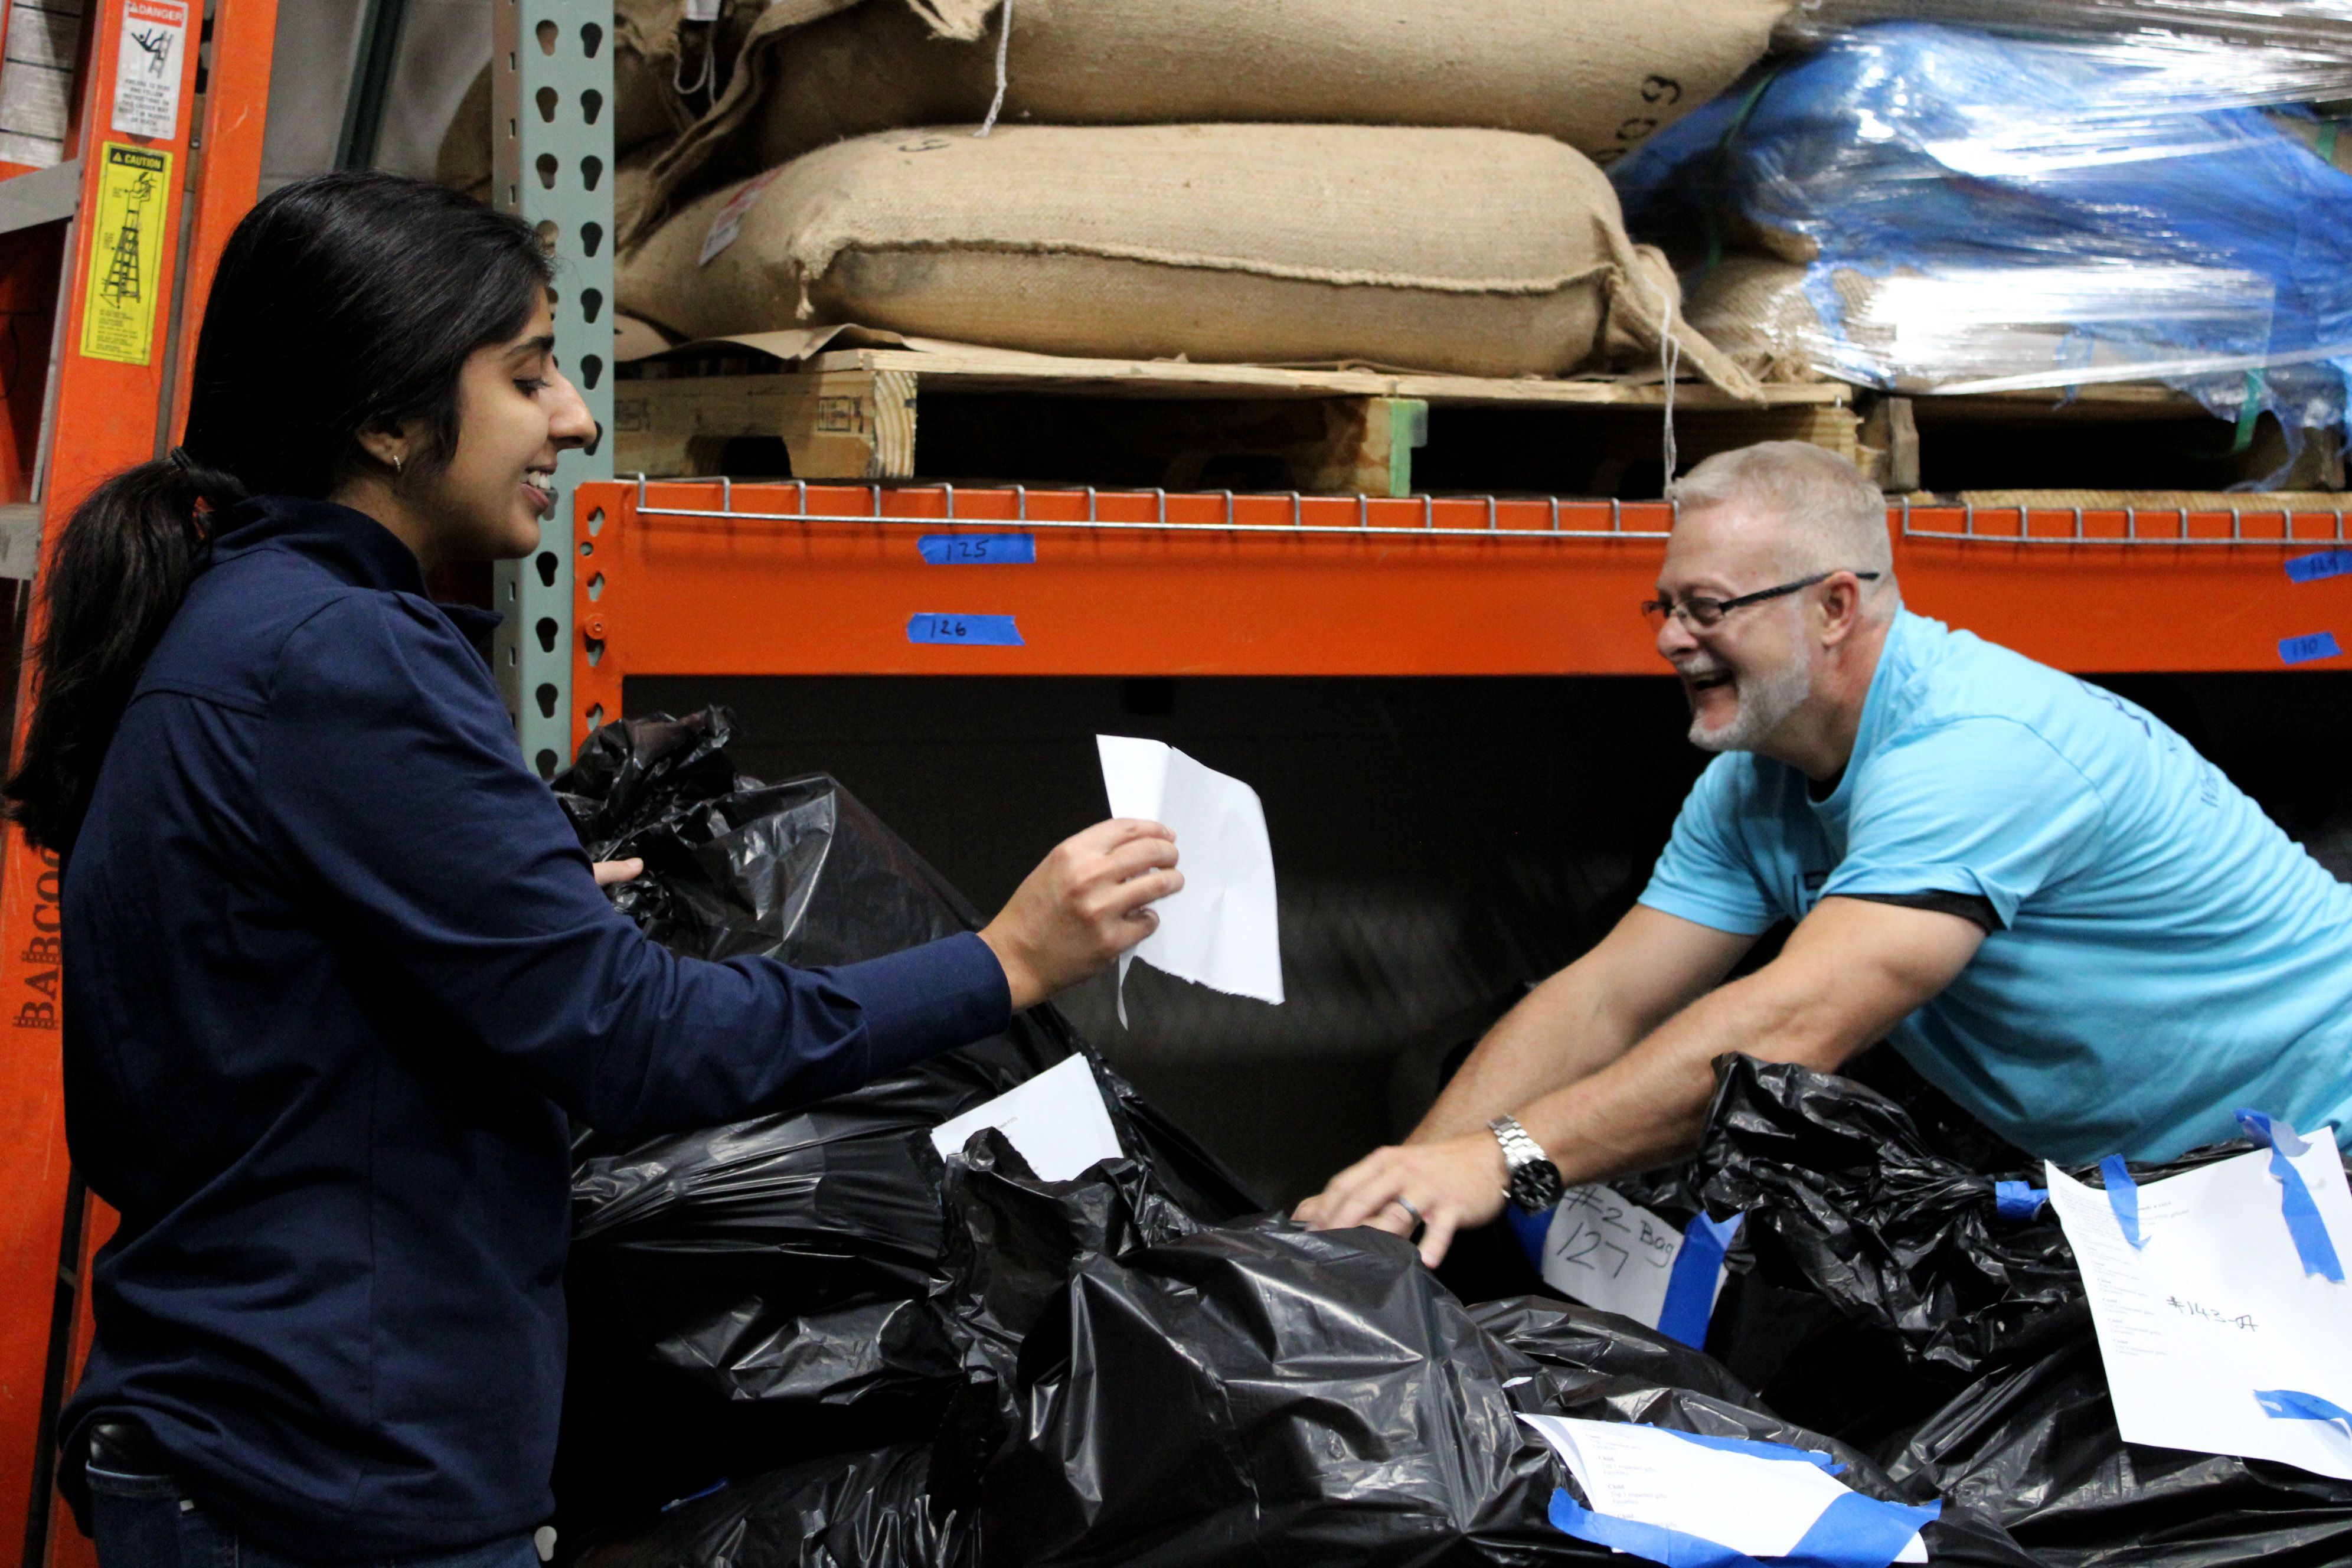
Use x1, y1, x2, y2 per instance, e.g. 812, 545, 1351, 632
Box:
0, 1, 277, 1562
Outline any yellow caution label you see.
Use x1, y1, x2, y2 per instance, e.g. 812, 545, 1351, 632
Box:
80, 142, 172, 366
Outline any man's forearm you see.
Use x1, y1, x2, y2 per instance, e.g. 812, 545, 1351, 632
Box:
1410, 962, 1648, 1144
1513, 963, 1844, 1184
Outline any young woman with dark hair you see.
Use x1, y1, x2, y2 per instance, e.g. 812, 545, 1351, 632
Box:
8, 171, 1179, 1568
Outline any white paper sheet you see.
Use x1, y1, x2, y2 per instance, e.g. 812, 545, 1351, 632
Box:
1096, 736, 1283, 1024
1518, 1416, 1926, 1563
2047, 1131, 2352, 1480
930, 1054, 1125, 1182
1536, 1184, 1728, 1331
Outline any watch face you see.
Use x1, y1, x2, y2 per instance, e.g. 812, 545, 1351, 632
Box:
1509, 1158, 1564, 1214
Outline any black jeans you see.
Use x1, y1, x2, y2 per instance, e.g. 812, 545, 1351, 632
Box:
83, 1457, 540, 1568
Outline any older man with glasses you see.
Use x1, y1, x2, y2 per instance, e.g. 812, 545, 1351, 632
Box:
1298, 439, 2352, 1267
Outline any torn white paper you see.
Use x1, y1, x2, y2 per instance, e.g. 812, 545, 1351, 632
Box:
1096, 736, 1282, 1024
2047, 1133, 2352, 1480
930, 1054, 1123, 1182
1518, 1416, 1926, 1564
1536, 1184, 1726, 1332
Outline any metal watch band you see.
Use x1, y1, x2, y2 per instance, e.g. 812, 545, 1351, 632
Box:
1487, 1114, 1546, 1175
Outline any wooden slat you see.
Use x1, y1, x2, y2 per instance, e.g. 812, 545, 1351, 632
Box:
633, 339, 1844, 410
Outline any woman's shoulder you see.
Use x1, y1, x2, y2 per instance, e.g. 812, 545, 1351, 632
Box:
151, 557, 492, 722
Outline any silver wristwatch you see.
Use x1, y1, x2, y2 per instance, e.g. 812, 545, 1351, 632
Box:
1488, 1114, 1566, 1214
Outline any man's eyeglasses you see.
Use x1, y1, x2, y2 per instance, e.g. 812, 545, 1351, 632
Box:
1642, 571, 1881, 633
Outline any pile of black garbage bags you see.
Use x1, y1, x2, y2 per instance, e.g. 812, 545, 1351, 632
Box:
551, 711, 2352, 1568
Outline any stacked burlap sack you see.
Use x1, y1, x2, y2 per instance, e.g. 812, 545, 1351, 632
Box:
472, 0, 1789, 387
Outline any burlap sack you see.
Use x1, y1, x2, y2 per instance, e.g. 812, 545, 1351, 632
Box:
633, 0, 1787, 244
618, 123, 1758, 391
1686, 254, 2140, 393
1685, 257, 1838, 383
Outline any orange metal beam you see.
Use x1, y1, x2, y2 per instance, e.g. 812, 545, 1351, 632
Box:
569, 482, 2352, 749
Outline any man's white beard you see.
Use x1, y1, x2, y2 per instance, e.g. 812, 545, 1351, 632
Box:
1688, 651, 1814, 754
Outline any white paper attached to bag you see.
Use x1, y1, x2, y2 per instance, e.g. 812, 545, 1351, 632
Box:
1534, 1184, 1728, 1332
929, 1054, 1124, 1182
1518, 1416, 1928, 1564
2047, 1129, 2352, 1480
1095, 736, 1283, 1024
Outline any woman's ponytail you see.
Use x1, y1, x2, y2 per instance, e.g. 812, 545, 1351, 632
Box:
4, 449, 246, 855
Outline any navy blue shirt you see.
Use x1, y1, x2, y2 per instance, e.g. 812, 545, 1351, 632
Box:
58, 497, 1011, 1560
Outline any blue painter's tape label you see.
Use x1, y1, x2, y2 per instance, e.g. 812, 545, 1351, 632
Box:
919, 533, 1035, 565
908, 613, 1024, 646
1995, 1180, 2050, 1221
2286, 551, 2352, 584
2279, 631, 2342, 665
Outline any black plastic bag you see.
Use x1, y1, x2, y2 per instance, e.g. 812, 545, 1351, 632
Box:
979, 1216, 2037, 1568
926, 1129, 1203, 1501
1694, 1055, 2352, 1563
574, 1445, 975, 1568
980, 1219, 1573, 1568
1698, 1056, 2083, 1383
551, 711, 1258, 1530
1886, 1331, 2352, 1567
1688, 1056, 2265, 1449
1469, 1296, 1757, 1413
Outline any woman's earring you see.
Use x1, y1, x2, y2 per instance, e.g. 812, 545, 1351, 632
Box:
391, 453, 404, 476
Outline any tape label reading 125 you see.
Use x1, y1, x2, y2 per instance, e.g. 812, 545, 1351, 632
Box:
919, 534, 1035, 565
80, 143, 171, 367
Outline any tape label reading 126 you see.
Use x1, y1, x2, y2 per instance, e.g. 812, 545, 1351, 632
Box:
80, 143, 171, 367
908, 614, 1023, 646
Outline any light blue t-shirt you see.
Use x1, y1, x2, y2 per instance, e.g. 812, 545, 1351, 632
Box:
1640, 609, 2352, 1163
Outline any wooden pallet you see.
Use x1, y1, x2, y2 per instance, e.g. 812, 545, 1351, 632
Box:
607, 333, 2344, 498
1888, 384, 2346, 495
610, 334, 1861, 498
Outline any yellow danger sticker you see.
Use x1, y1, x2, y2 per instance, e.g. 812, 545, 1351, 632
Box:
80, 142, 171, 366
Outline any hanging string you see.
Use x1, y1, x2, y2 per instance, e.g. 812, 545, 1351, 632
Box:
975, 0, 1012, 136
1660, 289, 1683, 501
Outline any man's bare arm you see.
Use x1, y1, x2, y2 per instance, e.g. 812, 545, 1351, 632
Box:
1412, 904, 1758, 1143
1300, 896, 1986, 1265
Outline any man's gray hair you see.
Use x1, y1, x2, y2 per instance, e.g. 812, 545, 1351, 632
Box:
1674, 441, 1896, 587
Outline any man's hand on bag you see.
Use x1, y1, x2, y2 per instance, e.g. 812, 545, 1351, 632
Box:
981, 819, 1181, 1012
1292, 1132, 1512, 1268
593, 858, 644, 887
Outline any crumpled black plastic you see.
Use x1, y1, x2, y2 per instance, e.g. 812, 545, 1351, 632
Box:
550, 711, 1258, 1530
1886, 1331, 2352, 1567
1687, 1055, 2278, 1447
1691, 1054, 2352, 1564
574, 1120, 2035, 1568
978, 1206, 2036, 1568
573, 1443, 976, 1568
1698, 1056, 2087, 1383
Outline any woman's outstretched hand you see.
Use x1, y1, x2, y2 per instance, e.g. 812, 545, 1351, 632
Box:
981, 819, 1181, 1012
